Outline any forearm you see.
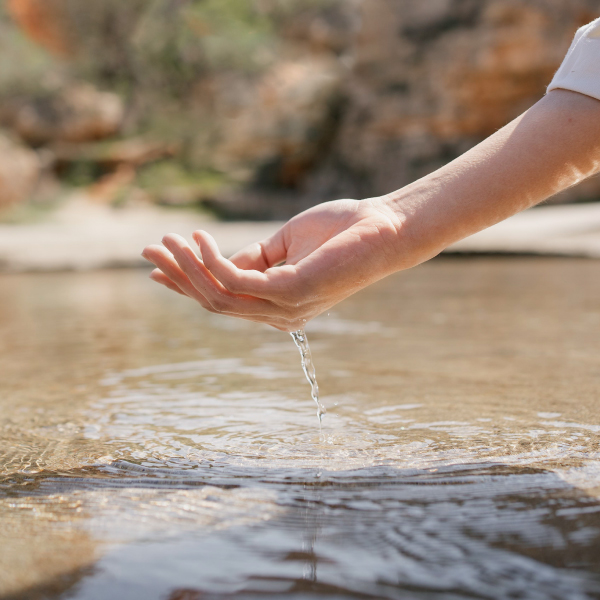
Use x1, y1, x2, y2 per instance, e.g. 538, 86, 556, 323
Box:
382, 89, 600, 268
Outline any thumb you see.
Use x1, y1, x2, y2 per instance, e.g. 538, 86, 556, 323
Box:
211, 228, 288, 272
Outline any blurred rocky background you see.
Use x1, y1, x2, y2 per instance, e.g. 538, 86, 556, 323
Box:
0, 0, 598, 220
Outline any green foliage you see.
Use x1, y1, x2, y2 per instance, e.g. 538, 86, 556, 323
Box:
137, 159, 228, 205
0, 0, 346, 210
181, 0, 276, 72
70, 0, 281, 98
61, 161, 104, 188
73, 0, 339, 92
0, 194, 64, 224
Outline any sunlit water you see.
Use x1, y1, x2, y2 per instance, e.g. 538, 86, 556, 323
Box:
2, 258, 600, 599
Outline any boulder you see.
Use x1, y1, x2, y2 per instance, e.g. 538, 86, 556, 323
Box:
303, 0, 600, 202
6, 0, 146, 62
212, 56, 345, 189
5, 84, 124, 145
6, 0, 77, 57
0, 134, 40, 208
196, 0, 600, 215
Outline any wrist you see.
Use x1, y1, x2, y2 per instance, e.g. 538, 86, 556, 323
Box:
369, 187, 437, 271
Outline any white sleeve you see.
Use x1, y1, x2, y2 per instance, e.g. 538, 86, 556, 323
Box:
548, 18, 600, 101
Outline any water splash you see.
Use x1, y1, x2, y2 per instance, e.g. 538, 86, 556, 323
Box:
290, 330, 326, 423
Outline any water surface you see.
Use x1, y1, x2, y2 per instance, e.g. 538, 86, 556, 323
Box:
1, 258, 600, 599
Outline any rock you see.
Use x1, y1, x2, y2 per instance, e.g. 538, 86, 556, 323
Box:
4, 84, 124, 146
279, 1, 360, 54
206, 0, 600, 215
6, 0, 77, 57
302, 0, 600, 203
6, 0, 146, 63
50, 139, 178, 205
212, 56, 345, 189
0, 133, 40, 208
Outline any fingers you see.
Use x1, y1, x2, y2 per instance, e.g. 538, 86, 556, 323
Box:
142, 244, 218, 312
192, 230, 291, 299
144, 232, 310, 330
149, 269, 188, 296
161, 233, 278, 316
225, 229, 287, 271
149, 267, 299, 330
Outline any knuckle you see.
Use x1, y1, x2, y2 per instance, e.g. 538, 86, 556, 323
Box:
222, 277, 240, 295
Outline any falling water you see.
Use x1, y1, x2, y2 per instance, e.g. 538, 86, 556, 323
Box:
290, 330, 326, 423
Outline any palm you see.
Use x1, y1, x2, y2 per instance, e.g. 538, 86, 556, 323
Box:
243, 199, 402, 315
268, 200, 364, 268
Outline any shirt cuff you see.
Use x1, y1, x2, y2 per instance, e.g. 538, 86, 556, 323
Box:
547, 18, 600, 102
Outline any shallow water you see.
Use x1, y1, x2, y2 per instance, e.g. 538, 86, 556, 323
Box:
2, 257, 600, 599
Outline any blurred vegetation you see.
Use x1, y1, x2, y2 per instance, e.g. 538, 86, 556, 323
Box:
0, 0, 342, 214
0, 5, 60, 94
3, 0, 590, 218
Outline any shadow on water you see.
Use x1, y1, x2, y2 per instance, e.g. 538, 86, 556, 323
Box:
2, 459, 600, 600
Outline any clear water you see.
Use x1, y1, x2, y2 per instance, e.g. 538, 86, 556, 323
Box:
290, 330, 326, 423
2, 258, 600, 599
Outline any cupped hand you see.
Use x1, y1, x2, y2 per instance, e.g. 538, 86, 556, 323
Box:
141, 198, 404, 331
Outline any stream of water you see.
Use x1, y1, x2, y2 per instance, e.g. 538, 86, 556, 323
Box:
290, 329, 326, 423
2, 257, 600, 599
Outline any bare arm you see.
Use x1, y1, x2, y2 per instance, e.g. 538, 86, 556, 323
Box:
386, 89, 600, 268
142, 89, 600, 331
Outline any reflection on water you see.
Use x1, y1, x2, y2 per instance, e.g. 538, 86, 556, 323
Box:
1, 258, 600, 599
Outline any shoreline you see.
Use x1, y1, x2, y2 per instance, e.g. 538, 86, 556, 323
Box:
2, 197, 600, 273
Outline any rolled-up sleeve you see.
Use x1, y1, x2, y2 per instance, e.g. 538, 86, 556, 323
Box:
548, 18, 600, 101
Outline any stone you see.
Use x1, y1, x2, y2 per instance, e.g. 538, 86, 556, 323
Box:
211, 55, 345, 189
6, 0, 146, 62
0, 133, 40, 208
301, 0, 600, 204
6, 0, 77, 57
196, 0, 600, 214
5, 84, 124, 146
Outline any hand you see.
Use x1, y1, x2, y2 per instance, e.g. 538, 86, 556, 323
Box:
141, 198, 404, 331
